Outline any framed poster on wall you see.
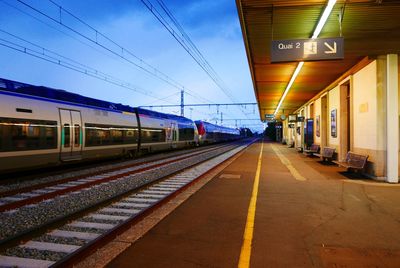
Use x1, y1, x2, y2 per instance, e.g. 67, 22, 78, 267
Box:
331, 109, 337, 137
316, 115, 320, 137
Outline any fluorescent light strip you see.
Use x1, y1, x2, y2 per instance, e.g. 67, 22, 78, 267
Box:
273, 0, 337, 116
312, 0, 337, 39
274, 61, 304, 116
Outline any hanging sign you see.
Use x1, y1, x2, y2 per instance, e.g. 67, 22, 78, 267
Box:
271, 37, 344, 63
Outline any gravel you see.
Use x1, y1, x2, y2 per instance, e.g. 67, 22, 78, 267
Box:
3, 247, 67, 262
58, 225, 106, 234
34, 235, 87, 246
80, 217, 122, 225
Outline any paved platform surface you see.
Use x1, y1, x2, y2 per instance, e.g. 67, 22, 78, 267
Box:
107, 140, 400, 267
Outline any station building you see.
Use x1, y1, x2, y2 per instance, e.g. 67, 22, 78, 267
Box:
236, 0, 400, 183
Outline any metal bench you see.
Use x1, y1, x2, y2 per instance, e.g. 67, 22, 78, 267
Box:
314, 147, 335, 162
303, 144, 320, 156
333, 151, 368, 172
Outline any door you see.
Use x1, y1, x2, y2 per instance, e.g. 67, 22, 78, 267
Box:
171, 122, 178, 148
60, 109, 83, 161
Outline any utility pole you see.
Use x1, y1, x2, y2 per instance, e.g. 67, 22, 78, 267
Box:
180, 89, 184, 116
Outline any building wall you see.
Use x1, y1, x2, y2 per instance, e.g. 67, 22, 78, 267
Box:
353, 61, 378, 150
352, 60, 386, 177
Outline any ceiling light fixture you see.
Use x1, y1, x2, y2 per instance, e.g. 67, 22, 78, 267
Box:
273, 0, 337, 116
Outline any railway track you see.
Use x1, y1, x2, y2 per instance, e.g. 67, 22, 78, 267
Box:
0, 143, 233, 210
0, 139, 255, 267
0, 143, 228, 196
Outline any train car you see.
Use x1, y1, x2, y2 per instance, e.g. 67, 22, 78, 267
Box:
135, 108, 198, 153
0, 78, 198, 173
194, 120, 240, 144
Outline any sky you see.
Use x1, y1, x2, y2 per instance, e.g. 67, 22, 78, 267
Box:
0, 0, 264, 132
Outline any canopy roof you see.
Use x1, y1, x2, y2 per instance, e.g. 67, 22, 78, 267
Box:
236, 0, 400, 120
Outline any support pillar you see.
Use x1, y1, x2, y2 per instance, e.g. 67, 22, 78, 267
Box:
386, 54, 399, 183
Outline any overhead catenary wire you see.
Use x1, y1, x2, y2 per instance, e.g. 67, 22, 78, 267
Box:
10, 0, 212, 105
140, 0, 236, 102
141, 0, 251, 118
0, 0, 219, 116
0, 31, 178, 104
0, 0, 121, 64
44, 0, 215, 105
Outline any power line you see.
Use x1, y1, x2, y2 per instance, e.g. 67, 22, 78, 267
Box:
9, 0, 211, 105
43, 0, 214, 105
141, 0, 237, 101
14, 0, 176, 89
139, 102, 257, 108
0, 0, 120, 63
0, 30, 177, 103
141, 0, 251, 118
1, 0, 217, 109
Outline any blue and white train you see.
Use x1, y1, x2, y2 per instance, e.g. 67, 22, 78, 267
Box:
0, 78, 240, 173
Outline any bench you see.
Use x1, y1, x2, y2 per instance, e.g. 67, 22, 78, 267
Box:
314, 147, 335, 162
333, 152, 368, 172
303, 144, 320, 156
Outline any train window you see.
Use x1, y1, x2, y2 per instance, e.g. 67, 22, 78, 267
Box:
74, 124, 80, 147
64, 124, 70, 148
85, 124, 138, 147
0, 117, 57, 152
140, 128, 166, 143
178, 124, 194, 141
111, 129, 123, 144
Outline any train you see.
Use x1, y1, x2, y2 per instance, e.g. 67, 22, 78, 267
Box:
0, 78, 241, 173
195, 120, 240, 144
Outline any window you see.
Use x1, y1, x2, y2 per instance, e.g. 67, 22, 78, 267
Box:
64, 124, 70, 148
85, 123, 138, 147
178, 124, 194, 141
140, 128, 166, 143
0, 117, 57, 151
74, 124, 80, 147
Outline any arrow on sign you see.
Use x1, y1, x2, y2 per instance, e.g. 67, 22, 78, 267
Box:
324, 42, 337, 54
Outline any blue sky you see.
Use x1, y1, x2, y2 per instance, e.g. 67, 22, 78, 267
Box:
0, 0, 263, 132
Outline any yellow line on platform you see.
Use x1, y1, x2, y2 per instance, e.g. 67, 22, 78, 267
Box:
271, 144, 306, 181
238, 141, 263, 268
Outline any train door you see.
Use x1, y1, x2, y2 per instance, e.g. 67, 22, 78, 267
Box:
171, 122, 178, 148
59, 109, 83, 161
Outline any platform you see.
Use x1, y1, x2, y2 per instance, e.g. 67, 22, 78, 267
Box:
97, 140, 400, 267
